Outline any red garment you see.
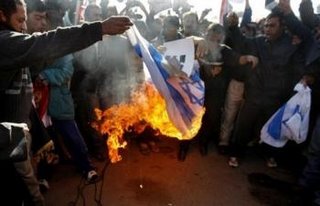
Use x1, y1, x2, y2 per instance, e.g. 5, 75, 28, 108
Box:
33, 79, 49, 119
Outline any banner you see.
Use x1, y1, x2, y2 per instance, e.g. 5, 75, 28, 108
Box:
220, 0, 232, 24
127, 26, 205, 139
229, 0, 244, 3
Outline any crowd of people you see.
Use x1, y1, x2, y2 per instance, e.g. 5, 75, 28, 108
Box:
0, 0, 319, 205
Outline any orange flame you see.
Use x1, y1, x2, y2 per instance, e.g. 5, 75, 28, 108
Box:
92, 82, 204, 163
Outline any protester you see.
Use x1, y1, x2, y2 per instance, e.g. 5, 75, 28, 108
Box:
72, 3, 109, 162
25, 0, 57, 193
297, 0, 320, 204
0, 0, 132, 204
227, 1, 310, 168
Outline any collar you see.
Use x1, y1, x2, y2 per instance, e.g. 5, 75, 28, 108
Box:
0, 23, 13, 31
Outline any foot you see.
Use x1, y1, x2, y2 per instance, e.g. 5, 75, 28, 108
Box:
228, 157, 239, 168
86, 170, 100, 184
39, 179, 50, 193
266, 157, 277, 168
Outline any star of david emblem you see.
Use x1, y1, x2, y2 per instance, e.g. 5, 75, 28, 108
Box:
179, 79, 204, 106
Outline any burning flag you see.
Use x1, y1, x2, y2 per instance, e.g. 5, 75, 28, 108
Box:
93, 25, 205, 163
127, 25, 205, 139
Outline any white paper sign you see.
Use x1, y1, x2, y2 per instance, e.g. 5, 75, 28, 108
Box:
163, 38, 195, 77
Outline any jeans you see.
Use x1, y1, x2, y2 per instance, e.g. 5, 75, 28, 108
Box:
51, 119, 94, 173
14, 131, 45, 206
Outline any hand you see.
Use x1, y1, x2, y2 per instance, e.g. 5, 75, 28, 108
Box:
101, 16, 133, 35
239, 55, 258, 68
226, 12, 239, 27
191, 36, 209, 59
200, 8, 211, 18
300, 75, 315, 86
278, 0, 292, 15
291, 35, 302, 45
36, 74, 48, 86
211, 66, 222, 77
157, 45, 167, 54
315, 27, 320, 40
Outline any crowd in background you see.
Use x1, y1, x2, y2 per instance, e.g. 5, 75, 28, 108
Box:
0, 0, 320, 205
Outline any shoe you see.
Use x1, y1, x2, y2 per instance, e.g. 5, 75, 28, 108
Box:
228, 157, 239, 168
266, 157, 277, 168
178, 148, 187, 161
86, 170, 100, 183
148, 141, 160, 153
199, 144, 208, 156
139, 143, 150, 155
39, 179, 50, 193
218, 145, 228, 155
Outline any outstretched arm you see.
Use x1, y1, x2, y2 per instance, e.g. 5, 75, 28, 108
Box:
0, 16, 132, 71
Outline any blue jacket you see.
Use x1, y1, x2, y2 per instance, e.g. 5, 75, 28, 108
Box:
41, 54, 75, 120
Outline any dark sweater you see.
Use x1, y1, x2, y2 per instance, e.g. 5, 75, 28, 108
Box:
0, 22, 102, 126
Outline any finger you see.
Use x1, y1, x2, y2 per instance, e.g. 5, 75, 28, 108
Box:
252, 59, 258, 68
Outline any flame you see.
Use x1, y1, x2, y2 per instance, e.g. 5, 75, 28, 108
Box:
92, 82, 204, 163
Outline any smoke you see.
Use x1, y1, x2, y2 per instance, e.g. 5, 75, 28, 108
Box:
209, 44, 223, 63
73, 34, 145, 110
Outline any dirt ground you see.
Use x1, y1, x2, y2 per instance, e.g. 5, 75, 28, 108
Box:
43, 137, 303, 206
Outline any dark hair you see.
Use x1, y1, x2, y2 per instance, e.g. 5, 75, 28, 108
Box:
25, 0, 45, 14
207, 23, 225, 35
163, 15, 180, 28
266, 11, 284, 26
182, 11, 198, 23
45, 0, 64, 28
0, 0, 25, 19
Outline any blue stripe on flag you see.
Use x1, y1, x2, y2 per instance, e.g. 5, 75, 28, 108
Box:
128, 25, 204, 134
267, 104, 286, 140
148, 45, 195, 127
133, 44, 142, 57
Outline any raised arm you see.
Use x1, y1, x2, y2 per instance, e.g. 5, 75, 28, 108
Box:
0, 16, 132, 70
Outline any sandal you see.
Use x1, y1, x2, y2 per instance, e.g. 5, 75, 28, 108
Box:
139, 143, 150, 155
228, 157, 239, 168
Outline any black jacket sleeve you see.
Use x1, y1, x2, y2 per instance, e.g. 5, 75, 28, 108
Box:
0, 22, 102, 71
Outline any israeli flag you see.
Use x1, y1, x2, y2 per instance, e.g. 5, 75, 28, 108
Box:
261, 83, 311, 147
127, 26, 204, 139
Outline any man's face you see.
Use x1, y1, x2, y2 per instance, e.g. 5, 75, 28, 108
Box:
0, 4, 27, 32
183, 15, 198, 34
264, 17, 283, 42
163, 23, 178, 41
27, 11, 47, 33
206, 31, 224, 44
86, 7, 102, 22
